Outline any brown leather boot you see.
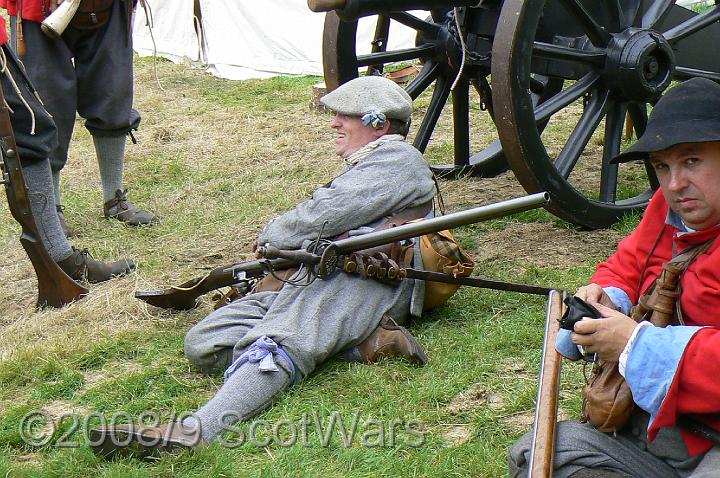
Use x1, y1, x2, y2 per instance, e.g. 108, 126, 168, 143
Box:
90, 421, 205, 459
357, 316, 428, 366
103, 189, 158, 226
56, 205, 76, 238
57, 248, 135, 283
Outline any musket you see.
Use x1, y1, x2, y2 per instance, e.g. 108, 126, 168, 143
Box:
528, 290, 565, 477
0, 85, 88, 309
136, 192, 551, 309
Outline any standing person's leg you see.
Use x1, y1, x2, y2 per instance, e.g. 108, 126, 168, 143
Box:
11, 16, 79, 237
0, 44, 134, 282
71, 0, 155, 226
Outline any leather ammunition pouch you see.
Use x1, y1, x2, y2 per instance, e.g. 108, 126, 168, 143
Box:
70, 0, 114, 30
582, 239, 714, 432
420, 229, 474, 311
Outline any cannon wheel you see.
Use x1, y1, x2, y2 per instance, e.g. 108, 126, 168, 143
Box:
493, 0, 720, 228
321, 9, 562, 178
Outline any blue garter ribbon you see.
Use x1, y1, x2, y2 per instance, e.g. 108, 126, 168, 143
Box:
224, 336, 298, 385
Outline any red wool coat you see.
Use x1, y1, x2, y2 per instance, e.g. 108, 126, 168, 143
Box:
592, 189, 720, 455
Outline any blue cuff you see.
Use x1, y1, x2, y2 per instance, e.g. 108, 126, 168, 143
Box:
625, 325, 702, 425
603, 287, 633, 315
556, 328, 583, 360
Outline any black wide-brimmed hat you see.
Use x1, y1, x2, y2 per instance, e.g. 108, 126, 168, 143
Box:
612, 77, 720, 163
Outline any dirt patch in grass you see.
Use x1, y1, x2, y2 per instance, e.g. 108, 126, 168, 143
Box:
441, 424, 474, 447
448, 383, 504, 415
43, 400, 91, 420
501, 409, 570, 434
81, 361, 145, 391
473, 222, 625, 270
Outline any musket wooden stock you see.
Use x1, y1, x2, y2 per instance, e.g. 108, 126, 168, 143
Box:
0, 84, 88, 308
529, 290, 564, 477
135, 258, 295, 310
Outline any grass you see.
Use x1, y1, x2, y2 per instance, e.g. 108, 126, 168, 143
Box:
0, 55, 643, 477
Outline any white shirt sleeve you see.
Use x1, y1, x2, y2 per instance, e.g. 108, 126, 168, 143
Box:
618, 321, 654, 377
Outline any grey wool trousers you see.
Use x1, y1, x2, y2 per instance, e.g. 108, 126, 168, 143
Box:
508, 412, 720, 478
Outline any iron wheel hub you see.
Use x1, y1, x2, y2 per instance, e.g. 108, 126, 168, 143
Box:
605, 28, 675, 103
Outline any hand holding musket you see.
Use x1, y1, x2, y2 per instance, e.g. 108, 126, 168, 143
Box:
41, 0, 82, 38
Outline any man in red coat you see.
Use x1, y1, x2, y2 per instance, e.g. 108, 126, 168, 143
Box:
510, 77, 720, 477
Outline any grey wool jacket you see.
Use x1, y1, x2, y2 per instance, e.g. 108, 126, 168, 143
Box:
235, 139, 437, 377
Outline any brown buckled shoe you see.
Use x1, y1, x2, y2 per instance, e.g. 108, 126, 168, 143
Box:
56, 205, 76, 238
57, 248, 135, 283
103, 189, 158, 226
90, 421, 205, 459
357, 316, 428, 366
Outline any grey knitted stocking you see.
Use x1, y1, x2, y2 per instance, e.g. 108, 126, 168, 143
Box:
93, 135, 126, 202
184, 357, 292, 442
22, 159, 73, 261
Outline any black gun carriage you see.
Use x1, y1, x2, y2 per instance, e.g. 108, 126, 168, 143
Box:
309, 0, 720, 229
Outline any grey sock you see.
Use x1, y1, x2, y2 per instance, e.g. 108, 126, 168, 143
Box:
93, 135, 126, 202
22, 159, 73, 262
184, 356, 292, 442
51, 169, 61, 207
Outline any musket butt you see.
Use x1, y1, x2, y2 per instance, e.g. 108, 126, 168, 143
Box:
135, 289, 198, 310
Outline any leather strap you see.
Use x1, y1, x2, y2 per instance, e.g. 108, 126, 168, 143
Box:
632, 238, 715, 325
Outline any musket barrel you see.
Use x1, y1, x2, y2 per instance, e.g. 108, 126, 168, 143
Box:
333, 192, 550, 254
528, 290, 564, 477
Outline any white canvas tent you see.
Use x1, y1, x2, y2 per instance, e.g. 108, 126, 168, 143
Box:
133, 0, 420, 80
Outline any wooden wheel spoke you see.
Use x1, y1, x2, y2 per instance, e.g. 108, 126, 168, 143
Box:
534, 72, 601, 123
665, 6, 720, 43
555, 89, 611, 179
627, 102, 648, 138
366, 15, 391, 76
532, 41, 606, 67
603, 0, 627, 30
557, 0, 612, 47
641, 0, 674, 28
644, 161, 661, 190
599, 101, 624, 203
529, 76, 548, 95
620, 0, 643, 27
388, 12, 440, 35
413, 74, 451, 152
406, 61, 441, 99
452, 78, 470, 165
626, 103, 659, 190
674, 66, 720, 82
356, 45, 437, 67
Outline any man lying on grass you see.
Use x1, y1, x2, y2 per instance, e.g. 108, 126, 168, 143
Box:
91, 76, 436, 456
510, 78, 720, 477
